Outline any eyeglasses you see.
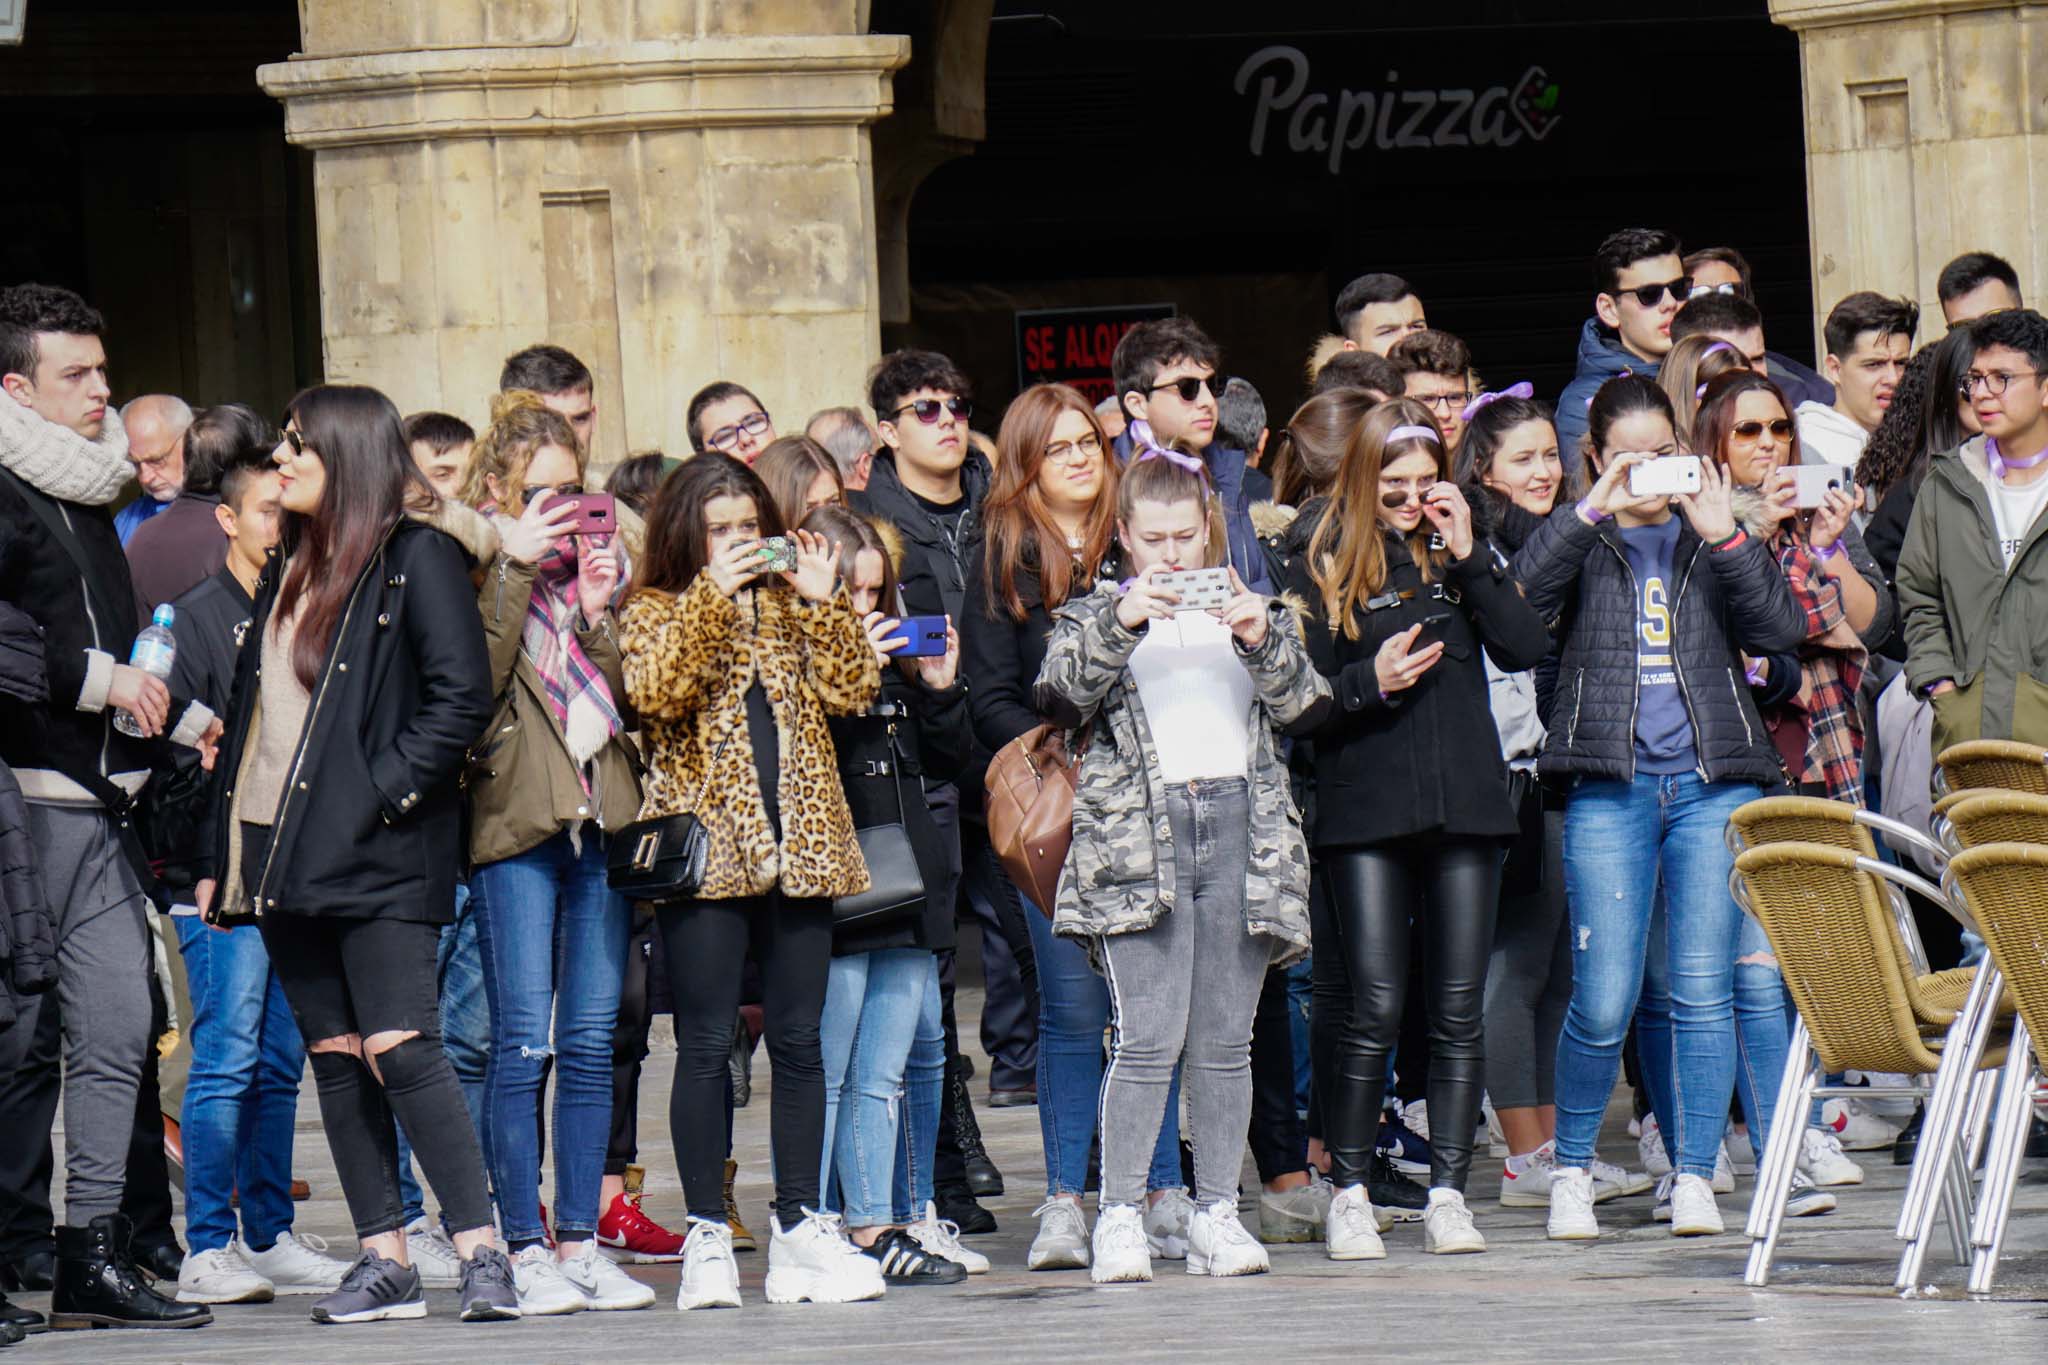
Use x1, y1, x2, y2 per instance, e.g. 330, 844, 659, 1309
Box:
1044, 432, 1103, 466
1414, 391, 1473, 413
521, 482, 584, 507
133, 448, 179, 470
706, 411, 772, 451
1614, 277, 1692, 309
890, 396, 973, 425
1147, 373, 1228, 403
1729, 419, 1794, 443
1960, 370, 2043, 398
1689, 281, 1741, 299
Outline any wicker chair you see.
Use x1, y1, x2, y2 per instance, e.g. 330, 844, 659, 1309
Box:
1941, 792, 2048, 851
1936, 740, 2048, 797
1730, 841, 2005, 1288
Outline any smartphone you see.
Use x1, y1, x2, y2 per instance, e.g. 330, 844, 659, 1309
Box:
1155, 567, 1233, 612
1790, 463, 1852, 510
886, 614, 950, 658
538, 491, 616, 537
1628, 455, 1703, 498
1415, 610, 1454, 646
755, 536, 798, 573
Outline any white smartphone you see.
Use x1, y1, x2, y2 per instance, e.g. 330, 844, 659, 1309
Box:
1154, 567, 1233, 612
1791, 463, 1852, 510
1628, 454, 1703, 498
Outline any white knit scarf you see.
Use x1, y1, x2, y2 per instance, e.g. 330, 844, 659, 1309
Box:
0, 396, 132, 506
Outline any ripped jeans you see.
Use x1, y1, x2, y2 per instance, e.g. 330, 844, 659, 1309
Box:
473, 828, 631, 1246
820, 948, 933, 1227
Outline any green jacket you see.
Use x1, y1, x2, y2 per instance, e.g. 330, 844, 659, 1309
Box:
1031, 585, 1330, 963
1897, 435, 2048, 751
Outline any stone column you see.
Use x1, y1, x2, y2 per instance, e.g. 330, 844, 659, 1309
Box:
1772, 0, 2047, 344
259, 2, 908, 467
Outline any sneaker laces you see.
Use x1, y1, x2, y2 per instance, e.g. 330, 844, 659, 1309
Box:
1206, 1202, 1257, 1246
799, 1207, 867, 1258
335, 1250, 382, 1293
913, 1204, 967, 1258
1097, 1207, 1148, 1258
1331, 1189, 1374, 1239
1032, 1198, 1086, 1236
1429, 1193, 1476, 1234
1554, 1169, 1595, 1215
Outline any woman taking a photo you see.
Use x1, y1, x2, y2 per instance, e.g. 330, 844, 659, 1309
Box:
1286, 400, 1552, 1260
196, 384, 516, 1325
961, 383, 1188, 1272
1035, 444, 1329, 1284
460, 393, 654, 1314
619, 454, 883, 1311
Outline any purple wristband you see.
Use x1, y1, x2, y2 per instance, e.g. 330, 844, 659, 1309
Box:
1575, 496, 1611, 525
1811, 539, 1840, 562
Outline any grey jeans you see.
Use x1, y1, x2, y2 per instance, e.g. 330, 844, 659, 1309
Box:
0, 805, 155, 1223
1482, 806, 1571, 1112
1098, 778, 1270, 1208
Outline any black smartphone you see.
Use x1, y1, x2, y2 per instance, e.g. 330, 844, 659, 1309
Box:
1415, 610, 1454, 645
887, 614, 950, 658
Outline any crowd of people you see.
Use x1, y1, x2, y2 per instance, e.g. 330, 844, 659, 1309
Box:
0, 228, 2042, 1335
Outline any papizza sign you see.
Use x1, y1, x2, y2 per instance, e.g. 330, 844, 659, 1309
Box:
1234, 44, 1561, 175
1016, 304, 1177, 405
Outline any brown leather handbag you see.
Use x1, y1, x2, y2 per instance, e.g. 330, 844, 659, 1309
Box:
983, 723, 1085, 915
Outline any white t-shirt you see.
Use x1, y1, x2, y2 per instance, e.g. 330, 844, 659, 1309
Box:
1127, 610, 1255, 783
1990, 470, 2048, 570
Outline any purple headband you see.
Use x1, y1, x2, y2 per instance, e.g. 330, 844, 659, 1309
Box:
1586, 367, 1634, 409
1387, 424, 1442, 446
1696, 342, 1738, 398
1128, 418, 1209, 481
1459, 381, 1534, 423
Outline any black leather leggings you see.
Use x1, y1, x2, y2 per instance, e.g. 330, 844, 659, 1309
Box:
1321, 838, 1501, 1194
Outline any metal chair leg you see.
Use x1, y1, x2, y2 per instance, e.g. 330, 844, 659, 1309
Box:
1747, 1023, 1816, 1240
1745, 1045, 1818, 1288
1896, 966, 2000, 1239
1966, 1021, 2035, 1295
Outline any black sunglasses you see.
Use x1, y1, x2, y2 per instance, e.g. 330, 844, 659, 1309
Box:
890, 396, 973, 424
281, 427, 304, 456
1615, 277, 1691, 309
1148, 373, 1229, 404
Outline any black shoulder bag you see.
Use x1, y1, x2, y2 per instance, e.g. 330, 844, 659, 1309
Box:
832, 720, 927, 932
606, 732, 730, 900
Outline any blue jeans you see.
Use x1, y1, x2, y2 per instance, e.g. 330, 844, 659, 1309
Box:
397, 881, 490, 1226
473, 830, 630, 1243
1554, 773, 1757, 1180
820, 948, 931, 1227
893, 956, 945, 1223
173, 916, 304, 1255
1023, 898, 1182, 1196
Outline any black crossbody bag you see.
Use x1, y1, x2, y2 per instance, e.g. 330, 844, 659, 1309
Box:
833, 722, 926, 930
606, 733, 730, 900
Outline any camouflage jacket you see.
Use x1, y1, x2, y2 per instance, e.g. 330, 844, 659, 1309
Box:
1031, 584, 1329, 963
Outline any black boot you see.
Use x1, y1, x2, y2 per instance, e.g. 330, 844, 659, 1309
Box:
948, 1057, 1003, 1197
48, 1215, 211, 1330
1892, 1103, 1924, 1167
0, 1290, 43, 1335
0, 1249, 54, 1293
934, 1185, 996, 1236
0, 1319, 23, 1347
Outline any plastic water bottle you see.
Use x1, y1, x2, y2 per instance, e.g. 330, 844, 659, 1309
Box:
114, 604, 177, 738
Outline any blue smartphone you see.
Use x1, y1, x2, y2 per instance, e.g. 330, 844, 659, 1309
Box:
888, 614, 950, 658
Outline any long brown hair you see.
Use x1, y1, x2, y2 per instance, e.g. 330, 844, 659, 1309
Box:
980, 384, 1119, 621
1658, 334, 1750, 451
1308, 398, 1450, 640
1269, 388, 1379, 506
1694, 369, 1801, 474
276, 384, 433, 687
460, 389, 585, 511
755, 435, 844, 528
630, 452, 787, 596
802, 504, 898, 613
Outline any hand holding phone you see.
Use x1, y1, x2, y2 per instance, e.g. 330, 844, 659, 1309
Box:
1154, 567, 1233, 612
538, 491, 618, 537
1627, 455, 1703, 499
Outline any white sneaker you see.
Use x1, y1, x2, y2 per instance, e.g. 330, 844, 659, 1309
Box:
400, 1217, 463, 1289
1258, 1174, 1334, 1243
1088, 1204, 1152, 1284
1324, 1183, 1386, 1261
1588, 1156, 1655, 1199
1784, 1171, 1838, 1218
907, 1200, 989, 1275
1401, 1099, 1432, 1142
511, 1243, 588, 1315
763, 1209, 886, 1304
1027, 1198, 1091, 1271
1639, 1114, 1672, 1179
239, 1230, 348, 1295
1501, 1142, 1649, 1207
1713, 1142, 1737, 1195
1822, 1096, 1903, 1151
1187, 1199, 1269, 1277
1143, 1188, 1195, 1260
1796, 1125, 1865, 1187
175, 1245, 275, 1304
1545, 1166, 1599, 1241
558, 1241, 656, 1310
1422, 1189, 1485, 1255
1481, 1097, 1509, 1158
678, 1217, 741, 1310
1667, 1173, 1723, 1237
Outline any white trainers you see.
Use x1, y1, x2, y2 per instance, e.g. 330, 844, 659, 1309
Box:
906, 1200, 989, 1275
1088, 1204, 1153, 1284
239, 1230, 348, 1295
1187, 1199, 1269, 1277
1481, 1097, 1509, 1158
1500, 1142, 1649, 1206
1712, 1142, 1737, 1195
1422, 1188, 1485, 1255
1027, 1198, 1091, 1271
400, 1217, 463, 1289
1784, 1171, 1838, 1218
1324, 1182, 1386, 1261
1588, 1156, 1655, 1199
175, 1245, 275, 1304
1666, 1173, 1724, 1237
678, 1217, 742, 1310
1257, 1174, 1334, 1243
1638, 1114, 1672, 1178
558, 1241, 656, 1310
1822, 1096, 1903, 1151
763, 1209, 886, 1304
1401, 1099, 1433, 1143
1143, 1188, 1195, 1260
1545, 1166, 1599, 1241
1799, 1125, 1865, 1186
511, 1243, 588, 1315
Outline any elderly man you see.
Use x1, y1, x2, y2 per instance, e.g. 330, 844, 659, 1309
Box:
114, 395, 191, 546
805, 406, 877, 491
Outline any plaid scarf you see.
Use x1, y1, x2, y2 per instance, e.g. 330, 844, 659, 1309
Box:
524, 539, 623, 785
1774, 536, 1866, 805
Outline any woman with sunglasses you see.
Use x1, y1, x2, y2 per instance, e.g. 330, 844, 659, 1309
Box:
960, 383, 1189, 1272
194, 385, 517, 1324
458, 392, 655, 1314
1285, 400, 1551, 1259
1511, 374, 1804, 1242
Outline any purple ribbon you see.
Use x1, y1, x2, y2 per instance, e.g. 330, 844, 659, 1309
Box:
1128, 418, 1209, 479
1586, 367, 1634, 410
1987, 436, 2048, 480
1387, 424, 1442, 445
1459, 380, 1534, 423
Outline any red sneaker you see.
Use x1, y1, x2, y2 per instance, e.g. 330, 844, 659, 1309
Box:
596, 1192, 687, 1263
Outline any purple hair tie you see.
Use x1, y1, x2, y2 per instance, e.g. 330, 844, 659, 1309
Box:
1387, 424, 1441, 445
1586, 367, 1635, 410
1702, 341, 1736, 360
1128, 418, 1209, 480
1459, 381, 1534, 423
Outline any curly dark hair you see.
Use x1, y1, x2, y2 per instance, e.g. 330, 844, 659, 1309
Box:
0, 283, 105, 381
1855, 344, 1935, 497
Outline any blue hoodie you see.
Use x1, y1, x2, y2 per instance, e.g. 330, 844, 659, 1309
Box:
1555, 318, 1660, 478
1112, 430, 1274, 594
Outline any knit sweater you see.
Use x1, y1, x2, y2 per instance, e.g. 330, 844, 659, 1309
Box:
242, 605, 310, 826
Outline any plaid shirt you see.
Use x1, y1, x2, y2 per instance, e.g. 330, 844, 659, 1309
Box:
1776, 537, 1866, 805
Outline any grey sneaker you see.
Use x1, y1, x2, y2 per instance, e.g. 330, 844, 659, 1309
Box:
310, 1251, 425, 1325
457, 1245, 522, 1322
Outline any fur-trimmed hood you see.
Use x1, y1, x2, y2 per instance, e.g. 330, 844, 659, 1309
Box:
414, 496, 501, 564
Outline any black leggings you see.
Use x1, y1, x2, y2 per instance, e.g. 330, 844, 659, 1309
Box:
1321, 838, 1501, 1194
606, 909, 658, 1176
657, 892, 831, 1228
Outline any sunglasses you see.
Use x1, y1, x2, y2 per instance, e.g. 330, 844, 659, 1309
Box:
1614, 277, 1692, 309
1148, 373, 1229, 403
1730, 419, 1794, 442
890, 396, 973, 424
281, 427, 305, 456
1689, 281, 1741, 299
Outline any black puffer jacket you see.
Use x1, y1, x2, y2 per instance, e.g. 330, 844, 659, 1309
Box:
1511, 506, 1805, 787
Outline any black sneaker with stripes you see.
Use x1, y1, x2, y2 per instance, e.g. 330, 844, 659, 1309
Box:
860, 1229, 965, 1286
311, 1252, 426, 1325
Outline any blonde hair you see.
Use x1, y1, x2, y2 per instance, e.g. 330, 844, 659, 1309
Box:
461, 389, 585, 510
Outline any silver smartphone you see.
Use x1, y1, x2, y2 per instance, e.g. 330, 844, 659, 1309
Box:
1791, 463, 1852, 510
1154, 567, 1233, 612
1627, 454, 1703, 498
